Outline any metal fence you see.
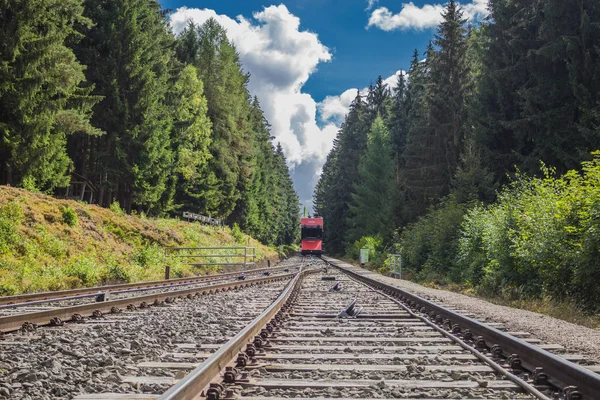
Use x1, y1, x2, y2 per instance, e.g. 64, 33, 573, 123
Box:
165, 246, 256, 272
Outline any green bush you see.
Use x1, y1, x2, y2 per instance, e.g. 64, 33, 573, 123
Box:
231, 223, 245, 244
20, 176, 40, 193
109, 200, 125, 215
346, 236, 386, 267
64, 255, 98, 286
61, 206, 78, 227
0, 200, 24, 254
459, 155, 600, 310
397, 196, 467, 282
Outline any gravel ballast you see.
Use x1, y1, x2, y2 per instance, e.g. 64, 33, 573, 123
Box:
0, 278, 289, 399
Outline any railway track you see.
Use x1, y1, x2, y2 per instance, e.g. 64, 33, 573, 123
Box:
0, 259, 308, 399
2, 256, 598, 399
0, 263, 287, 307
0, 265, 296, 333
86, 256, 596, 400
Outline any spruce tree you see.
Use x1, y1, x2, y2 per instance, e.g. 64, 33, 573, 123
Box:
70, 0, 174, 212
170, 64, 214, 213
366, 76, 391, 123
175, 19, 253, 219
402, 1, 470, 220
346, 116, 395, 244
324, 91, 368, 254
273, 143, 300, 245
0, 0, 102, 190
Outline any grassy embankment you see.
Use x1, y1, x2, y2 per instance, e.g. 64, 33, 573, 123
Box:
0, 186, 279, 295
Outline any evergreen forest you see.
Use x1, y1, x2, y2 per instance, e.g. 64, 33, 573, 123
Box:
0, 0, 299, 246
314, 0, 600, 310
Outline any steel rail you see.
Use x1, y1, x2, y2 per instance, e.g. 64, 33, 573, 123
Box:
0, 269, 288, 311
159, 269, 309, 400
0, 273, 294, 333
0, 263, 283, 306
358, 275, 551, 400
324, 256, 600, 399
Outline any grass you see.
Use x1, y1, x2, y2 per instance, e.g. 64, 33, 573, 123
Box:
0, 186, 278, 295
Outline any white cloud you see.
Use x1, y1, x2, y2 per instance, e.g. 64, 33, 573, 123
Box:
170, 5, 337, 169
318, 88, 358, 126
318, 70, 406, 125
367, 0, 489, 31
365, 0, 379, 11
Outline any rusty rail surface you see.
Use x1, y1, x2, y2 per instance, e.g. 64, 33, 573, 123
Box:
0, 264, 286, 306
0, 273, 294, 333
159, 269, 309, 400
323, 256, 600, 400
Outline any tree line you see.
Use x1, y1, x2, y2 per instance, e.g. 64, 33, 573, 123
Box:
315, 0, 600, 308
0, 0, 299, 246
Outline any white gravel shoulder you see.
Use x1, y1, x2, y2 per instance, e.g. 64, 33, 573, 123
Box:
334, 260, 600, 364
381, 275, 600, 363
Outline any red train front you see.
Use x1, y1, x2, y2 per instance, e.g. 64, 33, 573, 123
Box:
300, 216, 324, 256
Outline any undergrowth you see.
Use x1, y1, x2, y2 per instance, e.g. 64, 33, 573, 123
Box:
0, 186, 277, 295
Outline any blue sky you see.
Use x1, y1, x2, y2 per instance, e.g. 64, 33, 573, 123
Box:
159, 0, 488, 211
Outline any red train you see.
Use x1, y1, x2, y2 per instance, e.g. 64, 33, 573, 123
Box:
300, 216, 324, 256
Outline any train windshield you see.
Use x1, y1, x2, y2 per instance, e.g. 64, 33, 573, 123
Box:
301, 226, 323, 239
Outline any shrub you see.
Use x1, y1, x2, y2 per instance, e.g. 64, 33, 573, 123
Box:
397, 196, 467, 282
109, 200, 125, 215
20, 176, 40, 193
231, 223, 245, 244
61, 206, 78, 227
458, 155, 600, 310
0, 201, 24, 254
64, 255, 98, 286
346, 236, 384, 266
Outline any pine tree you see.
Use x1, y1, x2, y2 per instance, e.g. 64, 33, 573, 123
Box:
346, 116, 395, 243
175, 19, 253, 219
273, 143, 300, 245
170, 64, 213, 213
70, 0, 174, 212
366, 76, 391, 123
235, 97, 276, 243
402, 1, 470, 220
387, 72, 409, 162
0, 0, 102, 190
323, 91, 368, 254
401, 45, 438, 220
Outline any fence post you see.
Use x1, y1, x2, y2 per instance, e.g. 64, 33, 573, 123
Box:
243, 246, 247, 274
165, 265, 171, 280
